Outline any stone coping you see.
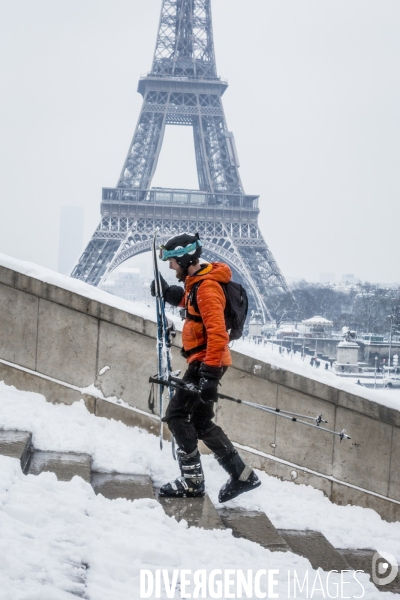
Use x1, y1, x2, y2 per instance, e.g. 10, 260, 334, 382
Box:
1, 263, 399, 429
0, 264, 159, 340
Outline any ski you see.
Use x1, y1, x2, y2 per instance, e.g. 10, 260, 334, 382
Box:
152, 229, 175, 452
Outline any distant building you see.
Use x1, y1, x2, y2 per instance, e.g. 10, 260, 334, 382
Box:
363, 335, 385, 343
276, 326, 300, 339
114, 267, 140, 302
101, 267, 141, 302
341, 274, 359, 284
300, 316, 333, 338
58, 207, 84, 275
319, 273, 335, 283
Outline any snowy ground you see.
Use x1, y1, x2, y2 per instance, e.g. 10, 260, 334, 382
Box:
0, 382, 399, 599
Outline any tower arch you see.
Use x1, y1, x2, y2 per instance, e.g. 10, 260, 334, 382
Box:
71, 1, 289, 319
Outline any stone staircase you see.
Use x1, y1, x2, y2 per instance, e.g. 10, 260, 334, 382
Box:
29, 450, 92, 482
1, 429, 399, 596
217, 508, 291, 552
157, 492, 225, 531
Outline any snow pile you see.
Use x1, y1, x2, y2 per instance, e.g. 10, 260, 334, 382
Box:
0, 382, 399, 599
0, 454, 371, 600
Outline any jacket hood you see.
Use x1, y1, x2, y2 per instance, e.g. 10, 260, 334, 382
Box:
185, 262, 232, 291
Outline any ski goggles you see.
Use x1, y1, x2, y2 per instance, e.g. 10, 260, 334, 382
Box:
159, 240, 202, 261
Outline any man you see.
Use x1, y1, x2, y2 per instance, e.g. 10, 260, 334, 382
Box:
151, 232, 261, 503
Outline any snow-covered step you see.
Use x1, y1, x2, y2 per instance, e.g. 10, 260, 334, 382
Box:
28, 451, 91, 483
92, 473, 154, 501
278, 530, 351, 572
62, 561, 88, 598
157, 493, 225, 530
337, 549, 400, 594
217, 509, 290, 552
0, 429, 32, 473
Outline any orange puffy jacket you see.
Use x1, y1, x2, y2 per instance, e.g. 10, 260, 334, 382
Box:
180, 262, 232, 368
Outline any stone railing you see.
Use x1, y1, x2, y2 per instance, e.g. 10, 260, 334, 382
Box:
0, 261, 399, 522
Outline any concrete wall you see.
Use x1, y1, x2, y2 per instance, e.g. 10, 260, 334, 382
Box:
1, 263, 400, 522
362, 342, 400, 365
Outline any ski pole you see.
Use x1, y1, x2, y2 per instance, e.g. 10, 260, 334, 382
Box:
149, 376, 351, 442
169, 375, 327, 425
149, 376, 194, 393
219, 394, 350, 441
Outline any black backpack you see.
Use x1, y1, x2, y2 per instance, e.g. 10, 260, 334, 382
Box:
188, 280, 248, 341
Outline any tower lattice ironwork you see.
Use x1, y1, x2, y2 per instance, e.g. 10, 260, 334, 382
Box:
71, 0, 289, 318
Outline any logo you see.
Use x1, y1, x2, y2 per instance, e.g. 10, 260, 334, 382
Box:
372, 551, 398, 586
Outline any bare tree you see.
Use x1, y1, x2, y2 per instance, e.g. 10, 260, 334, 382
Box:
267, 292, 296, 329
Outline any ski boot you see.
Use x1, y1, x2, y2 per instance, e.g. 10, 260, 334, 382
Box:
217, 450, 261, 503
159, 448, 205, 498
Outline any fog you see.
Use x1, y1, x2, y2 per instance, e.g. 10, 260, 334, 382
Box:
0, 0, 399, 283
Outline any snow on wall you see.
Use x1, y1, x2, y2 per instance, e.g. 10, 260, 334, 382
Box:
0, 252, 158, 323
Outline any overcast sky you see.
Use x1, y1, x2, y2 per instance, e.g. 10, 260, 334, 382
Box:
0, 0, 399, 283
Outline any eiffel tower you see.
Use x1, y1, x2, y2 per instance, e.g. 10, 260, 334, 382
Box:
71, 0, 289, 318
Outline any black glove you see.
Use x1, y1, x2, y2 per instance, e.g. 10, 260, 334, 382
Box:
165, 285, 184, 306
198, 364, 223, 404
150, 275, 169, 298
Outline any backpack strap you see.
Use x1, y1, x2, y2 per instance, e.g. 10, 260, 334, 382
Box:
186, 280, 228, 325
185, 281, 204, 323
180, 343, 207, 359
183, 281, 208, 358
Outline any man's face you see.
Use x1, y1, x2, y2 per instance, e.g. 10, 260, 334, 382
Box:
169, 258, 185, 281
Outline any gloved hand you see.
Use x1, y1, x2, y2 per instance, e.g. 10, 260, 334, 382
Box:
198, 364, 223, 404
150, 274, 169, 298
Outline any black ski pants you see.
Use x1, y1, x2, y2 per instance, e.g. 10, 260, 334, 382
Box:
163, 361, 235, 458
